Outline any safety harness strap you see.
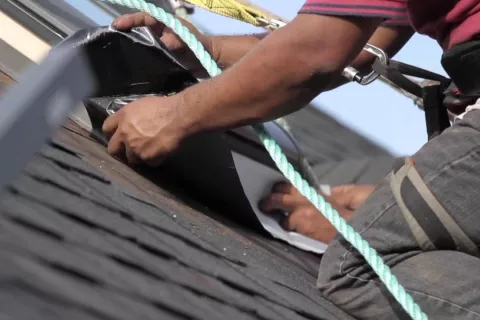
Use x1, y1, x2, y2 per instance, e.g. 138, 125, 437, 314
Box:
372, 59, 453, 139
390, 60, 449, 83
390, 157, 480, 256
372, 59, 423, 97
422, 85, 451, 139
390, 161, 436, 251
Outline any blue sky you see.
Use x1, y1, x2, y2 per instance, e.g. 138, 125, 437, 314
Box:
68, 0, 446, 156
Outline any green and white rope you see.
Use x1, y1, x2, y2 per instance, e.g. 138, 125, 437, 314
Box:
99, 1, 427, 318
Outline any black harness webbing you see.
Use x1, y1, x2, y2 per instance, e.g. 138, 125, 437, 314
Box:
369, 40, 480, 140
422, 85, 452, 139
372, 59, 453, 140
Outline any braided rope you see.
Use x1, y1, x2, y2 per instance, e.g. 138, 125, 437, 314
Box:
99, 1, 427, 318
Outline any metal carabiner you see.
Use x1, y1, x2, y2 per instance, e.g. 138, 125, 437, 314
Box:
342, 43, 389, 85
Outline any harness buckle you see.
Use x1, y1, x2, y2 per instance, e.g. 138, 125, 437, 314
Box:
342, 44, 389, 85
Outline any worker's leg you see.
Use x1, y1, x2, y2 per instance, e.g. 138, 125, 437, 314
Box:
322, 250, 480, 319
317, 109, 480, 319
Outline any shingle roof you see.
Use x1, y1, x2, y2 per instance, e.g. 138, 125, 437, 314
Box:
0, 67, 397, 320
285, 106, 391, 163
283, 106, 398, 185
0, 121, 355, 320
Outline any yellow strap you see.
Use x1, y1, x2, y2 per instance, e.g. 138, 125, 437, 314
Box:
182, 0, 268, 26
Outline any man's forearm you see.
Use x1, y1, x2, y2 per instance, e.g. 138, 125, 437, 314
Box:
209, 33, 268, 69
177, 14, 382, 136
207, 25, 412, 78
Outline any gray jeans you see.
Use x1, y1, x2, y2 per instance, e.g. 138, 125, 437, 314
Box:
318, 109, 480, 320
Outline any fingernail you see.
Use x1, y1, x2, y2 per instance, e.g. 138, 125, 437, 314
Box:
112, 19, 121, 28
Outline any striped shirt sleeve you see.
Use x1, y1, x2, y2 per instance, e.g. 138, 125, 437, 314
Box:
299, 0, 409, 23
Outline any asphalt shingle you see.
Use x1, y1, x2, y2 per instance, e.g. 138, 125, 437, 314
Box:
0, 134, 355, 320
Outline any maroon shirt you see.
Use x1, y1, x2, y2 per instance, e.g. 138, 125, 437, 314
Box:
300, 0, 480, 49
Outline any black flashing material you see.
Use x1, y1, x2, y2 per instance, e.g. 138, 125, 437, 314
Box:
56, 26, 198, 99
56, 26, 281, 231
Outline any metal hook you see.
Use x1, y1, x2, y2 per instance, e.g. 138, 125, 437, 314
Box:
342, 44, 389, 85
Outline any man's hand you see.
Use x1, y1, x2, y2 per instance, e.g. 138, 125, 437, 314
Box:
260, 183, 375, 243
102, 95, 186, 166
331, 184, 376, 211
113, 12, 213, 77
